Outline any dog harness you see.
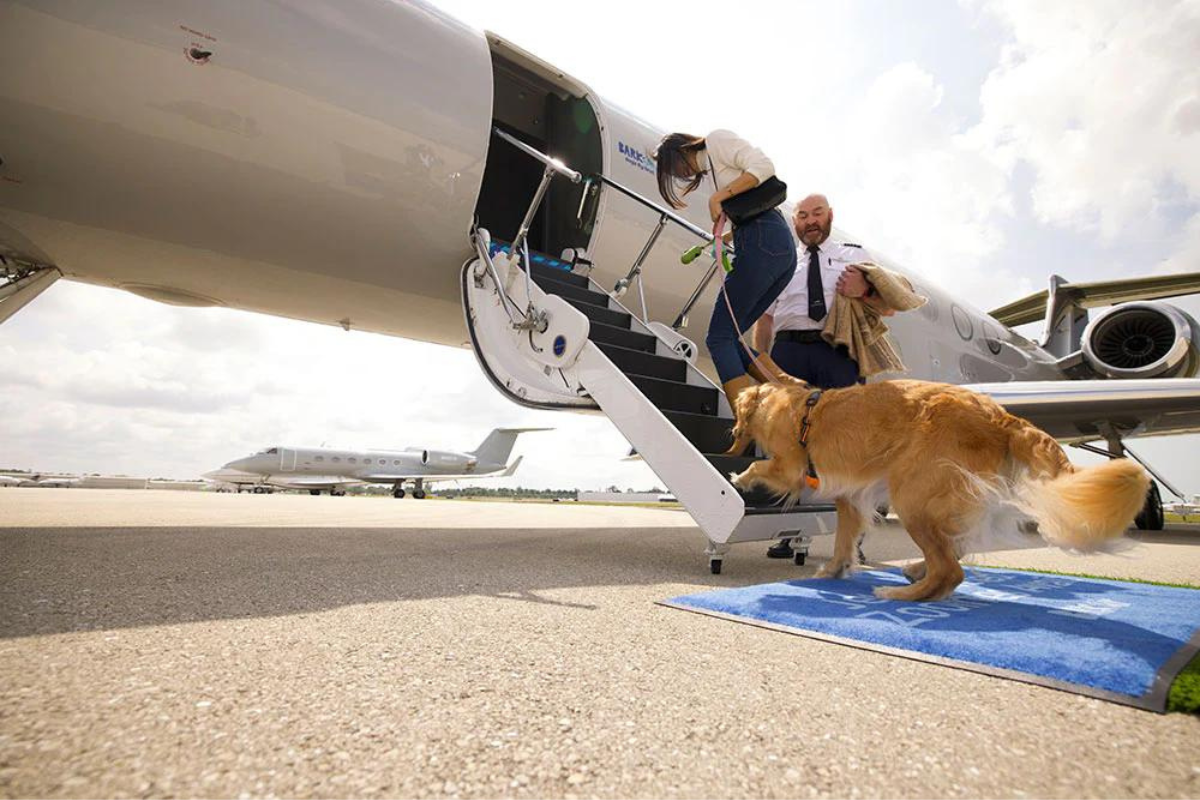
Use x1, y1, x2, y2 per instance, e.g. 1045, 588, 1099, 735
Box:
798, 390, 823, 446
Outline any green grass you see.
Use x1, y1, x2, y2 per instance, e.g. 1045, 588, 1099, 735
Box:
969, 564, 1199, 590
972, 564, 1200, 714
1167, 652, 1200, 714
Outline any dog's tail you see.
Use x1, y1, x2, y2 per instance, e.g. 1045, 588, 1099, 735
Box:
1007, 423, 1149, 550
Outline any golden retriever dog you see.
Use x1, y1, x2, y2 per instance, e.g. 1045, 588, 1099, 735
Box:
727, 380, 1150, 601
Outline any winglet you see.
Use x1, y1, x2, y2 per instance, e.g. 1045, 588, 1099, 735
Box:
500, 455, 524, 477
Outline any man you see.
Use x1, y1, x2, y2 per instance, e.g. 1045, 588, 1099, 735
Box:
753, 194, 892, 559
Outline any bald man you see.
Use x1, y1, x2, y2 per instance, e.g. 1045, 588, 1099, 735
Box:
754, 194, 887, 559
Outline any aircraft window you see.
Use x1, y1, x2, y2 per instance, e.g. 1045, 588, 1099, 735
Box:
951, 305, 974, 341
332, 457, 341, 463
266, 448, 278, 455
394, 460, 401, 466
315, 456, 324, 462
364, 458, 372, 465
349, 457, 357, 464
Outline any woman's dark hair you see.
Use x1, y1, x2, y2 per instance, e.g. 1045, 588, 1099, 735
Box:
654, 133, 707, 209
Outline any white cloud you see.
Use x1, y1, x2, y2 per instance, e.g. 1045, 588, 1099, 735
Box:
975, 0, 1200, 239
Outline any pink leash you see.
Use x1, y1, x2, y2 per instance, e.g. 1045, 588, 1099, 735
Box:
712, 212, 781, 386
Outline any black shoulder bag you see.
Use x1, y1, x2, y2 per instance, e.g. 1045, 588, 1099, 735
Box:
709, 155, 787, 225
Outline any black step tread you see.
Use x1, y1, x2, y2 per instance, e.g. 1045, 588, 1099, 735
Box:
589, 321, 657, 353
662, 410, 740, 454
529, 261, 589, 289
596, 342, 687, 382
629, 374, 719, 416
564, 296, 631, 329
533, 275, 611, 308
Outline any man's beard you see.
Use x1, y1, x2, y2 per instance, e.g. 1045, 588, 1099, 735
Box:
798, 218, 832, 245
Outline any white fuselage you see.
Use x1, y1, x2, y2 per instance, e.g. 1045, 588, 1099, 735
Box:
0, 0, 1061, 385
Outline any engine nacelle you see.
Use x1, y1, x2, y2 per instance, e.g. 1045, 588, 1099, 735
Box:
1080, 301, 1200, 379
419, 449, 477, 471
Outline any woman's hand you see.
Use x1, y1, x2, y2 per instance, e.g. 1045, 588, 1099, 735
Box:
708, 191, 725, 223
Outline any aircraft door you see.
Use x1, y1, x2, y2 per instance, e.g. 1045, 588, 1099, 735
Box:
280, 449, 298, 472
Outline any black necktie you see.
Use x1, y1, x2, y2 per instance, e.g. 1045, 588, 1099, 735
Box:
806, 245, 826, 321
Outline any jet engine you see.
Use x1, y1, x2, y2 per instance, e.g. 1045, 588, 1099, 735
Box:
1080, 302, 1200, 379
419, 450, 478, 471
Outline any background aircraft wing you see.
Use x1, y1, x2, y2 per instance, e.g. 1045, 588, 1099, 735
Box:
989, 271, 1200, 326
968, 378, 1200, 443
270, 475, 361, 488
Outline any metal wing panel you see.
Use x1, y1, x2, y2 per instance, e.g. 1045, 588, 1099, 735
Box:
968, 379, 1200, 442
990, 272, 1200, 327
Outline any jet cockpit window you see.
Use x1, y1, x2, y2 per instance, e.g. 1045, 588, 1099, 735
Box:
266, 448, 279, 455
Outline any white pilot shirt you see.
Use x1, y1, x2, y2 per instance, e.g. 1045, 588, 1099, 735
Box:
766, 240, 872, 333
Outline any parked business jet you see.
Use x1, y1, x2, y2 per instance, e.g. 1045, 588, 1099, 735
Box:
203, 427, 543, 498
2, 1, 1199, 568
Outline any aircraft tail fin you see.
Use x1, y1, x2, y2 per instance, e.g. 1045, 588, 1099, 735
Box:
470, 428, 550, 467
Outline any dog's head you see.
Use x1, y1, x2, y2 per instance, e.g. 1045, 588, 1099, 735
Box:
728, 382, 815, 456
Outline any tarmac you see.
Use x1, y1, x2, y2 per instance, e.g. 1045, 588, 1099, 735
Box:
1, 489, 1198, 799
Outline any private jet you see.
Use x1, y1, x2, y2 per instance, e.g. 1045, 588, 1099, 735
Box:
3, 1, 1199, 570
203, 427, 542, 497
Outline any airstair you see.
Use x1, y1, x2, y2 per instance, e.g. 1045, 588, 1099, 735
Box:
462, 130, 836, 572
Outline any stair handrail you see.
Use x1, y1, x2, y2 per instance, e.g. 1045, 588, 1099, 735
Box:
590, 175, 727, 330
491, 129, 582, 332
487, 130, 724, 332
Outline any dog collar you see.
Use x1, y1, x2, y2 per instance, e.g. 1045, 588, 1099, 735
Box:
798, 390, 823, 446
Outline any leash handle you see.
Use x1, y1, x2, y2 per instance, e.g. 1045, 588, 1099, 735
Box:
713, 213, 780, 386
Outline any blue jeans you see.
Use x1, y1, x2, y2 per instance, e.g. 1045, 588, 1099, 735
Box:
706, 209, 798, 383
770, 340, 862, 389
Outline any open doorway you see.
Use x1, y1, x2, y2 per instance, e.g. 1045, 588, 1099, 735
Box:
475, 46, 602, 259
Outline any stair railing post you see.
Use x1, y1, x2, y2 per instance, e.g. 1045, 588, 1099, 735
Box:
511, 165, 556, 331
614, 213, 667, 322
672, 257, 721, 330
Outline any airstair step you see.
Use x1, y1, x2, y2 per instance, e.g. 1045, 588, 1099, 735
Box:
596, 343, 687, 382
533, 275, 611, 308
589, 321, 657, 353
629, 374, 719, 416
662, 410, 738, 453
529, 261, 590, 289
564, 296, 631, 329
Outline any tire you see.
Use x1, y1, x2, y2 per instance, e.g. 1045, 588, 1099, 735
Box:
309, 489, 320, 496
393, 489, 405, 499
709, 558, 722, 575
793, 551, 807, 566
1136, 482, 1164, 531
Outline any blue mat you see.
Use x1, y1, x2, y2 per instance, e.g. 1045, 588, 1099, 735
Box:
663, 568, 1200, 711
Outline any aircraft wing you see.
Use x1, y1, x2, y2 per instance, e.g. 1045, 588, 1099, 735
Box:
989, 271, 1200, 327
360, 458, 522, 484
268, 475, 361, 489
968, 378, 1200, 443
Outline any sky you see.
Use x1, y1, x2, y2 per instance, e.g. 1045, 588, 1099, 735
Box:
2, 0, 1199, 494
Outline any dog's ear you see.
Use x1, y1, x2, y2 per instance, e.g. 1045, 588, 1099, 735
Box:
726, 385, 763, 455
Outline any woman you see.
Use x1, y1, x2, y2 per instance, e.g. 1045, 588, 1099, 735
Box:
653, 130, 800, 410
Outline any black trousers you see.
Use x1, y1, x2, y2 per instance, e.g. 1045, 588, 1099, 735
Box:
770, 338, 862, 389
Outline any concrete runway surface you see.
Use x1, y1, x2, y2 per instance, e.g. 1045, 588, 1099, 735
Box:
1, 489, 1198, 799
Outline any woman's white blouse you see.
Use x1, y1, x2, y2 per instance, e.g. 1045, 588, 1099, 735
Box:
701, 129, 776, 191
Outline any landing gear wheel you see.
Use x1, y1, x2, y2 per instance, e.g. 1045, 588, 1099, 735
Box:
309, 489, 320, 496
1135, 481, 1164, 531
393, 488, 405, 499
793, 550, 807, 566
413, 490, 426, 500
709, 558, 723, 575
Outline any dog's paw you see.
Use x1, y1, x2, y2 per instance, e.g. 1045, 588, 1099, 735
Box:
901, 561, 927, 584
816, 560, 852, 579
729, 470, 750, 489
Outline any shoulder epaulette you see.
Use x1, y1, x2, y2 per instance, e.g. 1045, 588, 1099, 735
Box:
841, 242, 863, 248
